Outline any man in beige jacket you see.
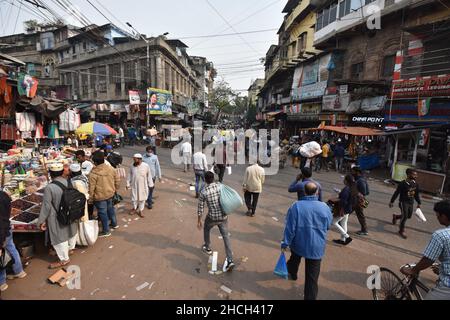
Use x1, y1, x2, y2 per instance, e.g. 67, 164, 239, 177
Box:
89, 151, 120, 238
243, 162, 265, 217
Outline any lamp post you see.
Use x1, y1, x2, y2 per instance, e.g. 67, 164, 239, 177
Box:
126, 23, 168, 128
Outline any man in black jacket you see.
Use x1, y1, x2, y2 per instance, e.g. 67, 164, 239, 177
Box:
390, 169, 422, 239
352, 166, 370, 236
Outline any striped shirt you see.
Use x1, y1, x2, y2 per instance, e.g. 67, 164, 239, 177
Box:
423, 227, 450, 288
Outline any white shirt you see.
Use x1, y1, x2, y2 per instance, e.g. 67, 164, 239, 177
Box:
81, 160, 94, 176
181, 142, 192, 154
193, 152, 208, 171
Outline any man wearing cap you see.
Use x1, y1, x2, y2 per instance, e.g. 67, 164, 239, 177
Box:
143, 146, 162, 209
38, 163, 78, 269
89, 151, 120, 238
75, 150, 94, 177
127, 154, 153, 217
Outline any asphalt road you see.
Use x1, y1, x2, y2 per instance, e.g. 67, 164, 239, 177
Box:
2, 145, 444, 300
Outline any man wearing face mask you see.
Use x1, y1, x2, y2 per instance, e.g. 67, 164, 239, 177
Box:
143, 146, 162, 210
127, 154, 154, 218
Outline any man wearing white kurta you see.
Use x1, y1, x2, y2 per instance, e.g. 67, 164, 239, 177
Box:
127, 154, 154, 218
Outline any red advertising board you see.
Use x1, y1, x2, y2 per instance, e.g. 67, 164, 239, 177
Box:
392, 74, 450, 98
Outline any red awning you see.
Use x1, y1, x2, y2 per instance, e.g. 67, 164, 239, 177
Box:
308, 126, 383, 136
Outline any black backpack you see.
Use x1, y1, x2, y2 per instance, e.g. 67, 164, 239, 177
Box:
51, 181, 86, 225
107, 152, 123, 168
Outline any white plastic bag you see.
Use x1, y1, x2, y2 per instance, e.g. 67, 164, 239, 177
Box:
299, 141, 322, 158
219, 184, 243, 214
227, 166, 232, 175
76, 220, 99, 246
415, 208, 427, 222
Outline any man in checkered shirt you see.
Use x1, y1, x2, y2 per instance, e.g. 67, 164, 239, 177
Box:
197, 171, 235, 272
401, 200, 450, 300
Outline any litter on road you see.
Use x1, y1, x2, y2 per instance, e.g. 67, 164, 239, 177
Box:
108, 245, 114, 249
124, 225, 128, 228
136, 282, 150, 291
130, 274, 135, 278
272, 217, 279, 222
241, 257, 249, 263
148, 281, 155, 290
220, 285, 232, 294
90, 288, 100, 296
134, 218, 139, 221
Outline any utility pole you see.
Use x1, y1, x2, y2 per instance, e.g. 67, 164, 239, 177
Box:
126, 23, 168, 129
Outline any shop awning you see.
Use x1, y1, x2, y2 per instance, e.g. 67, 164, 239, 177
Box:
383, 124, 449, 136
308, 125, 383, 136
0, 53, 26, 66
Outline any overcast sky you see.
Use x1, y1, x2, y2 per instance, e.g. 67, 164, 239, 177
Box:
0, 0, 286, 93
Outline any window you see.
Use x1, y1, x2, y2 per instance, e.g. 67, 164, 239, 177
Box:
89, 67, 97, 91
109, 63, 121, 96
140, 59, 149, 86
83, 42, 87, 50
81, 70, 88, 98
351, 62, 364, 80
124, 61, 136, 90
298, 32, 307, 52
350, 0, 361, 11
72, 46, 76, 54
381, 55, 396, 78
323, 8, 330, 26
365, 0, 375, 4
339, 0, 352, 18
330, 3, 338, 23
97, 66, 107, 93
40, 32, 54, 50
316, 11, 323, 31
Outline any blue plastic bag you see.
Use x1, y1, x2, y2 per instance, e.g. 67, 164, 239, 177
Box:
274, 252, 288, 280
219, 184, 243, 215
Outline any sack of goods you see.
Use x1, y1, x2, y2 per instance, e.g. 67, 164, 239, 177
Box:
219, 184, 243, 215
299, 141, 322, 158
107, 152, 123, 168
76, 220, 99, 247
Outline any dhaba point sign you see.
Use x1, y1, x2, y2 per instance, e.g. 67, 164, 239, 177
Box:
392, 74, 450, 98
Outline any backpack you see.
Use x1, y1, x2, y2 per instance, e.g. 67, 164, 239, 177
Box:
52, 181, 86, 226
107, 152, 123, 168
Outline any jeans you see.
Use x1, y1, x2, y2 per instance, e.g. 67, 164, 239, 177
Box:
195, 170, 205, 194
399, 201, 414, 232
216, 164, 226, 183
354, 206, 368, 233
335, 157, 344, 171
147, 178, 156, 207
0, 229, 24, 285
244, 191, 260, 215
287, 251, 322, 300
203, 216, 233, 260
95, 198, 117, 233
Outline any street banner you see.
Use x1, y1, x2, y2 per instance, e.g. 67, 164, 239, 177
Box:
147, 87, 173, 115
392, 74, 450, 98
129, 90, 141, 105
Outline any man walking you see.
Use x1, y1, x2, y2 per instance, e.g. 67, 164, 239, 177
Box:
89, 151, 120, 237
197, 171, 235, 272
118, 127, 125, 148
352, 166, 370, 236
127, 154, 153, 217
181, 139, 192, 172
281, 182, 333, 300
38, 163, 79, 269
143, 146, 162, 209
319, 140, 330, 172
243, 161, 265, 217
288, 167, 323, 201
390, 168, 422, 239
193, 148, 208, 198
334, 140, 345, 172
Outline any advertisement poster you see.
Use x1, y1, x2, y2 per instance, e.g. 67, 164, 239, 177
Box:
129, 90, 141, 105
147, 88, 173, 115
392, 74, 450, 98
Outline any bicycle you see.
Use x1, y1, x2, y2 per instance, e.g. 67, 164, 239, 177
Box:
372, 264, 433, 300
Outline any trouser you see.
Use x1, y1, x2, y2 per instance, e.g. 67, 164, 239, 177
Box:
425, 286, 450, 300
133, 200, 146, 212
287, 251, 322, 300
88, 203, 95, 220
147, 178, 156, 207
95, 198, 117, 233
335, 157, 343, 171
53, 235, 77, 262
244, 191, 260, 215
203, 216, 233, 260
183, 153, 191, 171
217, 164, 226, 183
195, 170, 205, 194
354, 206, 368, 233
321, 157, 329, 171
397, 201, 414, 232
120, 137, 124, 148
0, 229, 24, 285
333, 214, 350, 241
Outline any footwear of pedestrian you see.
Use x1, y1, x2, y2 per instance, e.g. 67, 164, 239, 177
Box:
246, 210, 252, 216
202, 245, 213, 255
146, 204, 153, 210
333, 239, 346, 245
138, 211, 145, 218
195, 193, 199, 199
392, 214, 398, 225
49, 260, 70, 270
129, 209, 136, 216
356, 231, 369, 236
111, 225, 119, 230
223, 259, 235, 272
7, 271, 27, 280
344, 237, 353, 245
98, 232, 112, 238
399, 231, 407, 239
0, 283, 8, 292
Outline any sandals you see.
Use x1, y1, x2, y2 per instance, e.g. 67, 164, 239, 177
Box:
49, 260, 70, 270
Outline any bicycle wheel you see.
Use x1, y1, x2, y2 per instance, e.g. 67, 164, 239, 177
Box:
372, 268, 412, 300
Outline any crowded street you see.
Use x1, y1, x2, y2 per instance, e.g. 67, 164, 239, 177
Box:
1, 145, 441, 300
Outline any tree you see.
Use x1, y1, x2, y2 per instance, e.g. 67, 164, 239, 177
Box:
208, 80, 236, 124
246, 104, 257, 127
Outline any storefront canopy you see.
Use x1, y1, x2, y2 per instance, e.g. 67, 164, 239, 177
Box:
308, 126, 383, 136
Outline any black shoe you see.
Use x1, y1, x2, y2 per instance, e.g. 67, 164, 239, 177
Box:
246, 210, 252, 216
333, 239, 346, 245
202, 245, 212, 255
288, 271, 298, 281
223, 259, 235, 272
356, 231, 368, 236
344, 237, 353, 245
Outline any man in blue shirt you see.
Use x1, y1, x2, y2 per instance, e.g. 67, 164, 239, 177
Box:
334, 141, 345, 172
401, 200, 450, 300
352, 166, 370, 236
288, 167, 323, 201
282, 182, 333, 300
143, 146, 162, 209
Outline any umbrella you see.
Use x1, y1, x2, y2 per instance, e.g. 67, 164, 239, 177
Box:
76, 122, 118, 136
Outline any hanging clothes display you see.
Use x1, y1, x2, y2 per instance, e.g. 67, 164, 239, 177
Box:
35, 122, 44, 139
59, 108, 78, 132
0, 77, 13, 118
0, 124, 18, 140
48, 123, 60, 139
15, 112, 37, 132
17, 74, 39, 98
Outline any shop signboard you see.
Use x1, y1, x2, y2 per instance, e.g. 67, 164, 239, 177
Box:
147, 87, 173, 115
301, 81, 327, 100
392, 74, 450, 98
129, 90, 141, 105
322, 93, 350, 111
351, 115, 385, 124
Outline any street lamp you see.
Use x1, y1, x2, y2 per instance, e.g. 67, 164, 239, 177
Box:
126, 22, 168, 128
